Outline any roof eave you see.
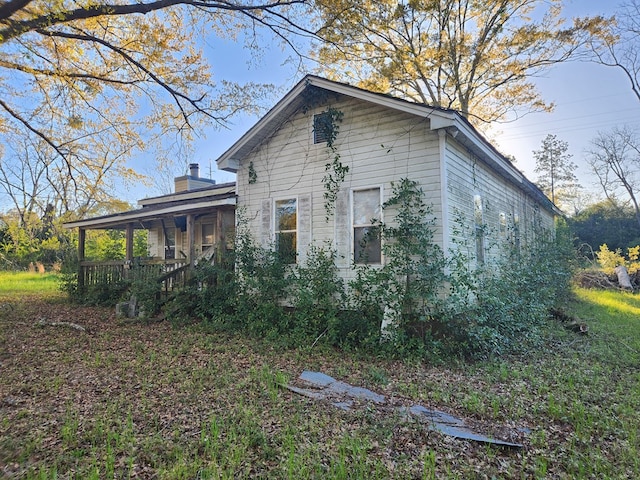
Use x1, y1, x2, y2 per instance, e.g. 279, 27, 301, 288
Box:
438, 117, 561, 216
63, 196, 236, 230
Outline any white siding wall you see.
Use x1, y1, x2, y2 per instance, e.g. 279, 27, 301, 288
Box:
237, 96, 443, 281
444, 140, 555, 266
235, 93, 555, 280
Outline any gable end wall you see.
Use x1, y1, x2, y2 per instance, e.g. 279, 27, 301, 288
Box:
236, 95, 444, 280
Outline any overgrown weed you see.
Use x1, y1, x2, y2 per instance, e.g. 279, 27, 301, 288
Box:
1, 288, 640, 477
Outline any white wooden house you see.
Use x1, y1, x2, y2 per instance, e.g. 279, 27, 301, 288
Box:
65, 75, 559, 289
216, 75, 560, 279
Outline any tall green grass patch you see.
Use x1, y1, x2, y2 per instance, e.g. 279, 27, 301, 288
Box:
572, 287, 640, 365
0, 271, 61, 297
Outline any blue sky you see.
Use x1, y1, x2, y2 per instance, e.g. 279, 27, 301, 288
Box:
490, 0, 640, 190
169, 0, 640, 199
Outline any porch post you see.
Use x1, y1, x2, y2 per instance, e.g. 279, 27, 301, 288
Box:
125, 223, 134, 262
186, 214, 195, 271
78, 228, 86, 289
216, 210, 224, 262
122, 223, 134, 280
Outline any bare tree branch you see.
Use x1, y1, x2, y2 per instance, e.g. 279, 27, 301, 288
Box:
0, 98, 75, 181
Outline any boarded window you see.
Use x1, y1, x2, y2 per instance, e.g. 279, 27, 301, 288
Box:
353, 188, 381, 264
275, 198, 297, 263
313, 112, 331, 144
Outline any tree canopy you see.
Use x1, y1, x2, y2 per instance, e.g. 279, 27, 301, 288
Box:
314, 0, 610, 125
0, 0, 314, 219
568, 199, 640, 258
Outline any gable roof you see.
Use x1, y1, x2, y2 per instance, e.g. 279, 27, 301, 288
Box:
216, 75, 560, 216
216, 75, 458, 173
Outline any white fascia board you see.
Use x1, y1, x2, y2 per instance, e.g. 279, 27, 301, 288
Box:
63, 197, 236, 230
217, 156, 240, 173
308, 77, 459, 130
309, 77, 441, 118
217, 80, 310, 173
427, 113, 457, 129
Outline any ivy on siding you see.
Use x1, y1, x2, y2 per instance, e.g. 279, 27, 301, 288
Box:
301, 85, 349, 222
248, 161, 257, 184
318, 107, 348, 222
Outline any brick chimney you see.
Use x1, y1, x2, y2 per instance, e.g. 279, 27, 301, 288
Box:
174, 163, 215, 192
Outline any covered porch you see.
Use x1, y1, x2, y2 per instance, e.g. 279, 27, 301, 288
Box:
63, 182, 236, 294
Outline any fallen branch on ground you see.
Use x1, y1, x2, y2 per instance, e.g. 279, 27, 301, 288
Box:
36, 318, 86, 332
550, 308, 588, 335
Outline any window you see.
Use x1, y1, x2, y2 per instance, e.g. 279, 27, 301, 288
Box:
474, 194, 484, 264
313, 112, 331, 144
201, 223, 214, 250
499, 212, 507, 237
353, 188, 381, 264
275, 198, 297, 263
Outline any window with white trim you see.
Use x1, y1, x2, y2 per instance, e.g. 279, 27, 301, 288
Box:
353, 188, 381, 264
275, 198, 297, 263
513, 212, 521, 251
499, 212, 507, 237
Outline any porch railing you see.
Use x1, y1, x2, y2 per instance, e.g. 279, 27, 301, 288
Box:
79, 258, 189, 292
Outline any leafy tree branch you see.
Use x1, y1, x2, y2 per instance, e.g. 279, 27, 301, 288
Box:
0, 0, 319, 219
0, 0, 307, 43
314, 0, 611, 125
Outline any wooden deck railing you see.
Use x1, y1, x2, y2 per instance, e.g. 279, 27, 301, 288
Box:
79, 259, 189, 293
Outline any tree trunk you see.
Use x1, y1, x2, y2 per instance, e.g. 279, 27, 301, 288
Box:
614, 265, 633, 290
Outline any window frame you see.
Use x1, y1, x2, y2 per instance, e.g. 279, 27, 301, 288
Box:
351, 186, 383, 265
499, 211, 507, 238
274, 197, 298, 264
164, 226, 176, 260
513, 211, 521, 251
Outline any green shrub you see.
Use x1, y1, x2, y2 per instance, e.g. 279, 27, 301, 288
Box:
439, 218, 576, 359
165, 258, 237, 327
291, 245, 345, 343
198, 180, 576, 360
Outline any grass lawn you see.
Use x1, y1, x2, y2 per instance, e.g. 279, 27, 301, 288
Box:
0, 285, 639, 478
0, 271, 61, 298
